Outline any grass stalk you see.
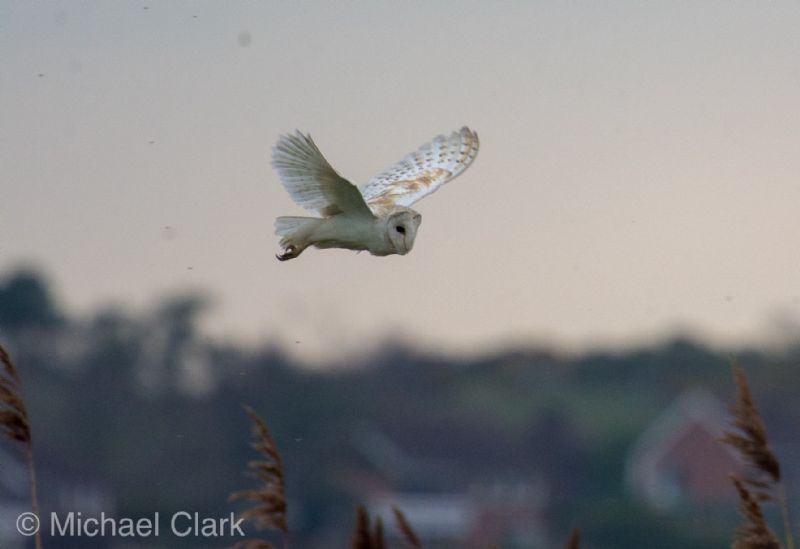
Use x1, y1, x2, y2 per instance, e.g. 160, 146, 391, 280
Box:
778, 483, 794, 549
722, 365, 793, 549
230, 405, 289, 549
0, 344, 42, 549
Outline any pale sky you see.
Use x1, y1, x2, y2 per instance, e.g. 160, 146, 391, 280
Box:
3, 2, 800, 362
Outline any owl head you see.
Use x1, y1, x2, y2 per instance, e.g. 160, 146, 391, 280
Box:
385, 208, 422, 255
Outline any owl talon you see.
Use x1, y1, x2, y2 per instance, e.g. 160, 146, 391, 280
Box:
276, 245, 297, 261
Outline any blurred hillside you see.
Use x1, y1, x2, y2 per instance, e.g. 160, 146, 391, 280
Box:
0, 267, 798, 548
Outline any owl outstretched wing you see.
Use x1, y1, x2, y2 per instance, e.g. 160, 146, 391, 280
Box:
360, 127, 479, 214
272, 131, 374, 218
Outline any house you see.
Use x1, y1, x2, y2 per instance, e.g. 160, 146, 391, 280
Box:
367, 483, 548, 549
345, 422, 550, 548
625, 390, 741, 511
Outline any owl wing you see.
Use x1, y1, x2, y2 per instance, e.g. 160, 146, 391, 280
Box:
360, 127, 479, 213
272, 131, 374, 218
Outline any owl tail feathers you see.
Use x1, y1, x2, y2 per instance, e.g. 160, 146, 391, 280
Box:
274, 216, 321, 261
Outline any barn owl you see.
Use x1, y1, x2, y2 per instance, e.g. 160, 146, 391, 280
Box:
271, 126, 479, 261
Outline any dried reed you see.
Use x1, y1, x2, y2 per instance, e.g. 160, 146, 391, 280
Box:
721, 367, 781, 489
372, 515, 386, 549
392, 506, 422, 548
231, 540, 278, 549
564, 527, 580, 549
230, 405, 289, 549
730, 475, 781, 549
722, 366, 793, 549
351, 505, 374, 549
0, 344, 42, 549
349, 505, 392, 549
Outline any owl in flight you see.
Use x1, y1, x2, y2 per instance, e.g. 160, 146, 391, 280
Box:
272, 126, 479, 261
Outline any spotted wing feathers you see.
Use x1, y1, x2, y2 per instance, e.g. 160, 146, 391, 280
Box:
360, 127, 479, 213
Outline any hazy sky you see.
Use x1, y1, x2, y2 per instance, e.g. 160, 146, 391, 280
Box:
3, 2, 800, 361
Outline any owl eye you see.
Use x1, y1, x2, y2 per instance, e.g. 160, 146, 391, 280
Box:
395, 225, 406, 234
